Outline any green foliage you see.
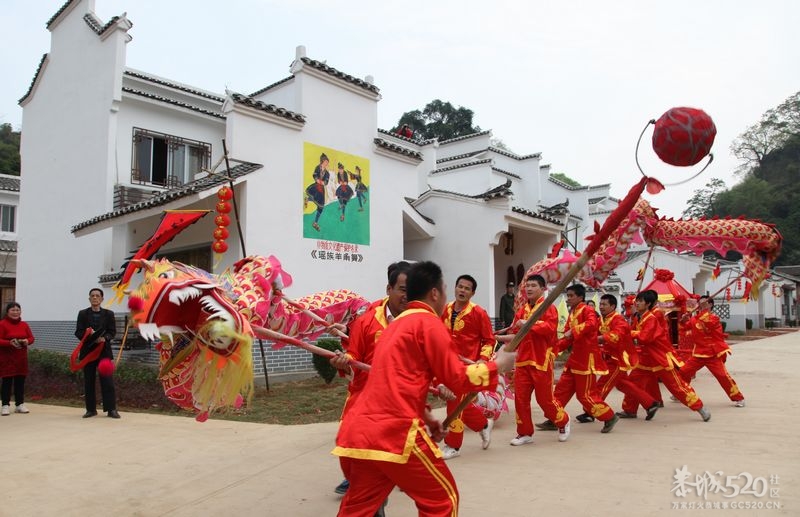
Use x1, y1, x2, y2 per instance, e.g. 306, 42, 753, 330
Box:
682, 177, 726, 219
550, 172, 581, 187
312, 338, 343, 384
0, 123, 21, 174
393, 99, 481, 141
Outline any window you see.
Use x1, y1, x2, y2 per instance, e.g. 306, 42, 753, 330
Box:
0, 205, 15, 232
132, 128, 211, 187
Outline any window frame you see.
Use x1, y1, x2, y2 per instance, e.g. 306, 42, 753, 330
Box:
131, 128, 211, 187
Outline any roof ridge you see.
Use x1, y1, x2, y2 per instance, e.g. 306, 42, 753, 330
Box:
124, 69, 225, 102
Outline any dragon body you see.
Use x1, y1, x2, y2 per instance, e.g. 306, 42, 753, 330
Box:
128, 255, 369, 420
523, 199, 781, 297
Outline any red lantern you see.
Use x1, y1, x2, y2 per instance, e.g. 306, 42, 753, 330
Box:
725, 288, 731, 302
212, 240, 228, 253
214, 214, 230, 227
736, 278, 742, 290
213, 226, 229, 240
652, 107, 716, 166
217, 186, 233, 201
216, 201, 231, 214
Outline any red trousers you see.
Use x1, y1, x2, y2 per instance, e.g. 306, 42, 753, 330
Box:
599, 362, 657, 411
444, 394, 488, 449
338, 433, 458, 517
680, 356, 744, 401
554, 369, 615, 421
625, 366, 703, 412
514, 365, 568, 436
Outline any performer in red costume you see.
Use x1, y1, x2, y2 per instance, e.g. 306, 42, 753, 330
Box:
330, 261, 411, 499
679, 296, 745, 407
595, 294, 659, 421
439, 274, 497, 459
497, 274, 570, 445
332, 261, 515, 517
552, 284, 620, 433
626, 289, 711, 421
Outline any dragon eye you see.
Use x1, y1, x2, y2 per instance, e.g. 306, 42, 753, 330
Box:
158, 270, 176, 279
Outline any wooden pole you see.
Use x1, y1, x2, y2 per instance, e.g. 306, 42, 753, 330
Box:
637, 245, 656, 292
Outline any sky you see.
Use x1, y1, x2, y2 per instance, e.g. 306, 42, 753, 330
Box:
2, 0, 799, 218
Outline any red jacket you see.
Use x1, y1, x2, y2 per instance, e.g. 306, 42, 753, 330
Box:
442, 301, 495, 362
631, 308, 682, 370
333, 301, 499, 463
512, 296, 558, 371
599, 311, 638, 370
343, 298, 391, 398
558, 302, 607, 375
0, 317, 35, 377
687, 309, 730, 358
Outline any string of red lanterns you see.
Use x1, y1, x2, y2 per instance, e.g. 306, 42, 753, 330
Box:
212, 186, 233, 254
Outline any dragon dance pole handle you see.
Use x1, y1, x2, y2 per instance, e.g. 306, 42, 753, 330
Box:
442, 251, 594, 429
252, 324, 370, 371
443, 177, 651, 428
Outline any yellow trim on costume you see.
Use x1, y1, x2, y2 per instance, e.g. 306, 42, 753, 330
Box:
331, 418, 438, 463
566, 353, 608, 376
515, 349, 554, 371
373, 297, 391, 328
465, 363, 491, 387
444, 301, 475, 333
412, 445, 459, 516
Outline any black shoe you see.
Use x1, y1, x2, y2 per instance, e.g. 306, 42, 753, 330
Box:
535, 419, 558, 431
334, 479, 349, 495
645, 402, 660, 421
576, 412, 595, 423
601, 414, 620, 433
82, 410, 97, 418
656, 401, 664, 408
107, 410, 121, 419
615, 411, 637, 419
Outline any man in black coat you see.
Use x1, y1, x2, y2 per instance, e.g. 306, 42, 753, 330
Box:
75, 288, 120, 418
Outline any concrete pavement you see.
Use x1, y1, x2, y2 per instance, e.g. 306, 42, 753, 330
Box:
2, 333, 797, 516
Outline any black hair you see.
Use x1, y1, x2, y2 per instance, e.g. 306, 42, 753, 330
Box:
635, 289, 659, 310
5, 302, 20, 312
600, 294, 618, 308
89, 288, 104, 297
387, 261, 411, 288
319, 153, 329, 163
699, 295, 714, 306
455, 274, 477, 292
526, 274, 546, 288
406, 261, 443, 302
567, 284, 586, 299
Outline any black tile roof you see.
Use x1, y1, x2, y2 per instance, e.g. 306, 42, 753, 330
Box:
404, 197, 435, 224
0, 240, 17, 253
71, 161, 262, 233
229, 93, 306, 123
511, 206, 564, 226
376, 128, 435, 146
124, 70, 225, 102
373, 138, 423, 161
436, 149, 486, 164
18, 54, 48, 105
488, 146, 542, 160
548, 176, 585, 191
299, 57, 380, 95
250, 76, 293, 98
491, 166, 522, 180
123, 88, 225, 119
428, 179, 513, 201
83, 13, 123, 35
438, 130, 491, 145
46, 0, 77, 28
431, 159, 492, 175
0, 176, 21, 192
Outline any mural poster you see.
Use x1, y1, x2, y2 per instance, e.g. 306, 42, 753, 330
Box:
303, 142, 370, 245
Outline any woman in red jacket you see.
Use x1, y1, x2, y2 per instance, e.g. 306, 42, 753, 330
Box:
0, 302, 35, 416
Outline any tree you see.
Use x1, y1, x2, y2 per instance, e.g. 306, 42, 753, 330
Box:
393, 99, 481, 141
550, 172, 580, 187
0, 123, 21, 175
681, 177, 726, 219
730, 91, 800, 174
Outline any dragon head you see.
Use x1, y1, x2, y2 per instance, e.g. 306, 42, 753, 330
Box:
128, 258, 250, 357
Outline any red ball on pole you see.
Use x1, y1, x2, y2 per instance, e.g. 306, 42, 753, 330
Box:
652, 107, 716, 166
217, 186, 233, 201
98, 358, 115, 377
213, 226, 229, 240
215, 201, 232, 214
212, 240, 228, 253
214, 214, 230, 227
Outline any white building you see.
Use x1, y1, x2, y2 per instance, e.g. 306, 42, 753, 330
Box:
0, 174, 19, 308
27, 1, 752, 373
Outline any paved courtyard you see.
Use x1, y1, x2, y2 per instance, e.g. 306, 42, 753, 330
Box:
2, 333, 797, 516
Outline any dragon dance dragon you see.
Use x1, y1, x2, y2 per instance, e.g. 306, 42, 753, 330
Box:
519, 198, 781, 300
